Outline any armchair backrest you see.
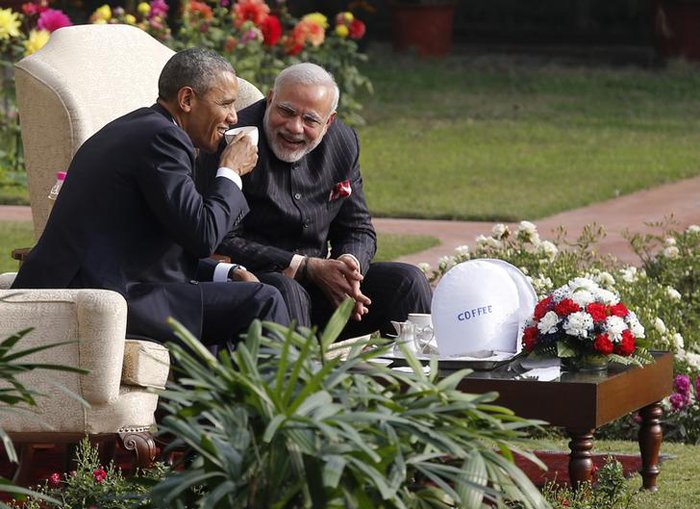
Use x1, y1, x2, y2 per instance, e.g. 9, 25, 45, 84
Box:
15, 24, 263, 239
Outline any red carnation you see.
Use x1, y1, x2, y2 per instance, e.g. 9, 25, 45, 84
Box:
586, 302, 607, 322
554, 298, 580, 317
349, 19, 366, 40
609, 302, 628, 318
533, 296, 553, 321
522, 326, 539, 352
93, 468, 107, 483
615, 330, 635, 356
593, 333, 613, 355
48, 472, 61, 488
260, 15, 281, 46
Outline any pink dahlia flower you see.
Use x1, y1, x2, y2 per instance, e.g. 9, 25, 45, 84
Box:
37, 8, 72, 32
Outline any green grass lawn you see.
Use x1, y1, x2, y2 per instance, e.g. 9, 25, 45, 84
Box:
525, 437, 700, 508
0, 221, 33, 273
0, 221, 438, 273
357, 47, 700, 221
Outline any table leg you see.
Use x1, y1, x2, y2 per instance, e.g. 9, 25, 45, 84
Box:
566, 427, 595, 489
638, 401, 662, 492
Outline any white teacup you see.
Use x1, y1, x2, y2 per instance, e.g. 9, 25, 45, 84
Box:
407, 313, 435, 351
225, 126, 259, 146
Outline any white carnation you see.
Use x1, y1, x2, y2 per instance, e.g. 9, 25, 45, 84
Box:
605, 315, 627, 341
567, 277, 599, 293
538, 311, 560, 335
417, 262, 431, 274
571, 289, 595, 307
626, 312, 645, 338
664, 237, 677, 246
619, 266, 638, 283
454, 244, 470, 256
593, 287, 619, 306
475, 234, 489, 247
663, 246, 680, 259
687, 224, 700, 234
492, 223, 509, 239
564, 311, 594, 338
666, 287, 682, 302
552, 287, 573, 302
654, 317, 667, 334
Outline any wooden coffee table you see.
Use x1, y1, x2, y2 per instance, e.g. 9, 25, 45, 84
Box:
453, 351, 673, 490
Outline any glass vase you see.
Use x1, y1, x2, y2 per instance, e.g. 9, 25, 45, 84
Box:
560, 355, 609, 374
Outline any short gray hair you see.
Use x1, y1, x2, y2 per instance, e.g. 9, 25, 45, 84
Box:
273, 63, 339, 114
158, 48, 235, 101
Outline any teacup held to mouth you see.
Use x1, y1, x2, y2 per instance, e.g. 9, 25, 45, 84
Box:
225, 126, 259, 146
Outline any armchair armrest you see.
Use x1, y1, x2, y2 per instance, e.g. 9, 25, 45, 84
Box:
0, 288, 128, 406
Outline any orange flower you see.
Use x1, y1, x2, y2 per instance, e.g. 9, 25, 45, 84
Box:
189, 0, 212, 20
233, 0, 269, 27
292, 18, 325, 47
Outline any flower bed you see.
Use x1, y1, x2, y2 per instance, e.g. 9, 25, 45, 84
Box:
0, 0, 372, 177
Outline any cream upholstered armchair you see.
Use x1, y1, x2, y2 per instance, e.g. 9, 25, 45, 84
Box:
2, 23, 263, 482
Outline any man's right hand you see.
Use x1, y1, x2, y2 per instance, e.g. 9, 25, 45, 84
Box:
219, 132, 258, 177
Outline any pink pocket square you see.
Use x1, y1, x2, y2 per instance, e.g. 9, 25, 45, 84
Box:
329, 179, 352, 201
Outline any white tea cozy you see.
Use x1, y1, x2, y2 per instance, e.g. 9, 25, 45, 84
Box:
431, 259, 537, 357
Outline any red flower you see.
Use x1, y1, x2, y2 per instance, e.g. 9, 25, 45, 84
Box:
593, 333, 613, 355
533, 296, 553, 321
224, 35, 237, 52
22, 2, 38, 15
48, 472, 61, 488
615, 330, 635, 356
260, 15, 281, 46
233, 0, 269, 27
522, 326, 539, 352
554, 298, 580, 317
349, 19, 365, 40
189, 1, 213, 20
609, 302, 628, 318
586, 302, 607, 322
93, 468, 107, 483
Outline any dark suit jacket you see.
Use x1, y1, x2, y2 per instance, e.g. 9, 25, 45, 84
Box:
13, 104, 249, 342
196, 99, 376, 274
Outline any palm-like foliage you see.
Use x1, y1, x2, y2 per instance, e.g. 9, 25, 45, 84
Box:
150, 300, 550, 509
0, 321, 88, 508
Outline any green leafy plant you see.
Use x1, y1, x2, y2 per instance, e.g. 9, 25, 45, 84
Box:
11, 437, 168, 509
146, 299, 549, 508
0, 323, 88, 508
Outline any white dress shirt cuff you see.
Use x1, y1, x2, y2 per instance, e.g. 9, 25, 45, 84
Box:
283, 254, 305, 278
216, 167, 243, 190
213, 262, 235, 282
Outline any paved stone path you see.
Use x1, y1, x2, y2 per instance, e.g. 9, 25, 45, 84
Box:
3, 174, 698, 267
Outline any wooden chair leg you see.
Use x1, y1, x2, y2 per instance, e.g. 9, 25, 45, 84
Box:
11, 443, 36, 486
118, 429, 156, 473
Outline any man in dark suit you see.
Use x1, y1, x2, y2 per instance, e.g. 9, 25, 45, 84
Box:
13, 48, 289, 350
196, 63, 431, 339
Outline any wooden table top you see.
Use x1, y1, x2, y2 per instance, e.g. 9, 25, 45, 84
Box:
455, 351, 673, 429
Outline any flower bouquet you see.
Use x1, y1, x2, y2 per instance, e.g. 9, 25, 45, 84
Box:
521, 276, 653, 370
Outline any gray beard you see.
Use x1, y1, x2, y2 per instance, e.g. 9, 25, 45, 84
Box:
263, 107, 326, 163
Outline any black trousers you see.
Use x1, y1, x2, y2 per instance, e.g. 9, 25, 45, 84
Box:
200, 281, 290, 350
258, 262, 432, 340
